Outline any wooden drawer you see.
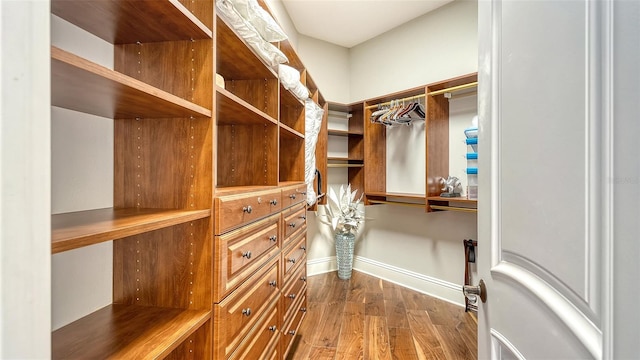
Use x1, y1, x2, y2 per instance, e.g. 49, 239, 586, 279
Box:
280, 183, 306, 209
282, 204, 306, 243
282, 259, 307, 324
214, 257, 280, 360
214, 214, 280, 302
282, 232, 307, 279
282, 295, 307, 359
215, 188, 282, 234
228, 299, 280, 360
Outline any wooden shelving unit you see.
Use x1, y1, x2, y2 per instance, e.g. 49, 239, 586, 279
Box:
321, 102, 365, 200
425, 73, 478, 212
51, 0, 214, 358
354, 74, 478, 211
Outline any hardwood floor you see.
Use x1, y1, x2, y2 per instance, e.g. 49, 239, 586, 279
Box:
287, 270, 477, 360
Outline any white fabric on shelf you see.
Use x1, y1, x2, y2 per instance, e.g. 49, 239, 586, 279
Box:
216, 0, 288, 68
305, 99, 324, 206
232, 0, 288, 42
278, 64, 310, 101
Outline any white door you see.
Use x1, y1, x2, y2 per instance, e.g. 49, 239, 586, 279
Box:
476, 0, 640, 359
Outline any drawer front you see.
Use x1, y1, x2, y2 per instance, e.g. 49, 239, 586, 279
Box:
228, 300, 280, 360
214, 257, 280, 359
215, 189, 282, 234
283, 233, 307, 278
281, 184, 306, 209
282, 204, 306, 242
214, 214, 280, 302
282, 295, 307, 358
282, 260, 307, 323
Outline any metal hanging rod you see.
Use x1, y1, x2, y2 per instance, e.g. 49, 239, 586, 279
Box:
364, 94, 425, 110
428, 81, 478, 97
429, 205, 478, 213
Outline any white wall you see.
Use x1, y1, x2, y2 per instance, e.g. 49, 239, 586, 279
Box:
265, 0, 299, 48
349, 0, 478, 102
0, 1, 51, 357
299, 0, 479, 305
297, 35, 350, 104
50, 15, 114, 330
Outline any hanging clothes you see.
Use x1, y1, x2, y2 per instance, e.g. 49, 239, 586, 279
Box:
370, 99, 425, 127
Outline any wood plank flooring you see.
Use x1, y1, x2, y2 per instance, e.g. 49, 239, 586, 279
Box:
287, 270, 477, 360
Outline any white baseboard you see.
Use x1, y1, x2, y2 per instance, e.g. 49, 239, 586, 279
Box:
306, 255, 465, 307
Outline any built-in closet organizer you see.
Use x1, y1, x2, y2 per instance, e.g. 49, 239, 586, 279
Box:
214, 4, 313, 357
323, 102, 366, 200
50, 0, 214, 359
362, 73, 478, 212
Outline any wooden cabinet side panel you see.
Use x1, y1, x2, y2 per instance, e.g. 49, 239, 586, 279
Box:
115, 40, 213, 110
425, 88, 449, 198
176, 0, 214, 31
114, 117, 213, 210
113, 218, 212, 310
217, 124, 278, 187
225, 78, 279, 120
164, 318, 212, 360
279, 134, 305, 183
364, 105, 386, 195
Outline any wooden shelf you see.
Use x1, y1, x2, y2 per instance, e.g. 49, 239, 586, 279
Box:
427, 196, 478, 213
52, 47, 212, 119
52, 304, 210, 359
52, 207, 211, 254
328, 156, 363, 161
427, 196, 478, 204
280, 123, 304, 139
216, 16, 277, 80
327, 163, 364, 168
51, 0, 212, 44
216, 86, 278, 126
328, 129, 364, 136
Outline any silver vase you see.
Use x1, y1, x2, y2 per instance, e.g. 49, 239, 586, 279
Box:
335, 231, 356, 279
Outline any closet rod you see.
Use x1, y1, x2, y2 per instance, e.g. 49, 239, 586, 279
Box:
364, 94, 425, 110
427, 82, 478, 97
327, 163, 364, 168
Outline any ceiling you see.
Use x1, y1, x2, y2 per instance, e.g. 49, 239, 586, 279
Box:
281, 0, 454, 48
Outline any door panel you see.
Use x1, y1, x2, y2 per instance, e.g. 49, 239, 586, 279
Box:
477, 0, 613, 358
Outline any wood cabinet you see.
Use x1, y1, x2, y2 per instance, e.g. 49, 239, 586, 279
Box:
51, 0, 318, 358
315, 74, 478, 212
51, 0, 214, 358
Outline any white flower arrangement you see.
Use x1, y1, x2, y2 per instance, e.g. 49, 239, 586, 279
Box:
319, 184, 365, 234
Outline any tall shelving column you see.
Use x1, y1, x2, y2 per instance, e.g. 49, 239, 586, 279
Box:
325, 102, 365, 199
51, 0, 214, 358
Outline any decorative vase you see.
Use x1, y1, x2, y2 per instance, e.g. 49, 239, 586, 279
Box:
335, 231, 356, 280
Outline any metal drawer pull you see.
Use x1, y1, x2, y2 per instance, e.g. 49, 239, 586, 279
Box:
300, 307, 307, 312
289, 194, 296, 200
288, 293, 296, 299
242, 308, 252, 317
269, 235, 277, 242
288, 330, 296, 335
270, 199, 278, 205
300, 245, 306, 251
289, 223, 296, 228
242, 251, 252, 259
300, 276, 307, 282
269, 280, 277, 287
268, 325, 277, 332
288, 258, 296, 264
242, 205, 252, 214
299, 215, 306, 220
